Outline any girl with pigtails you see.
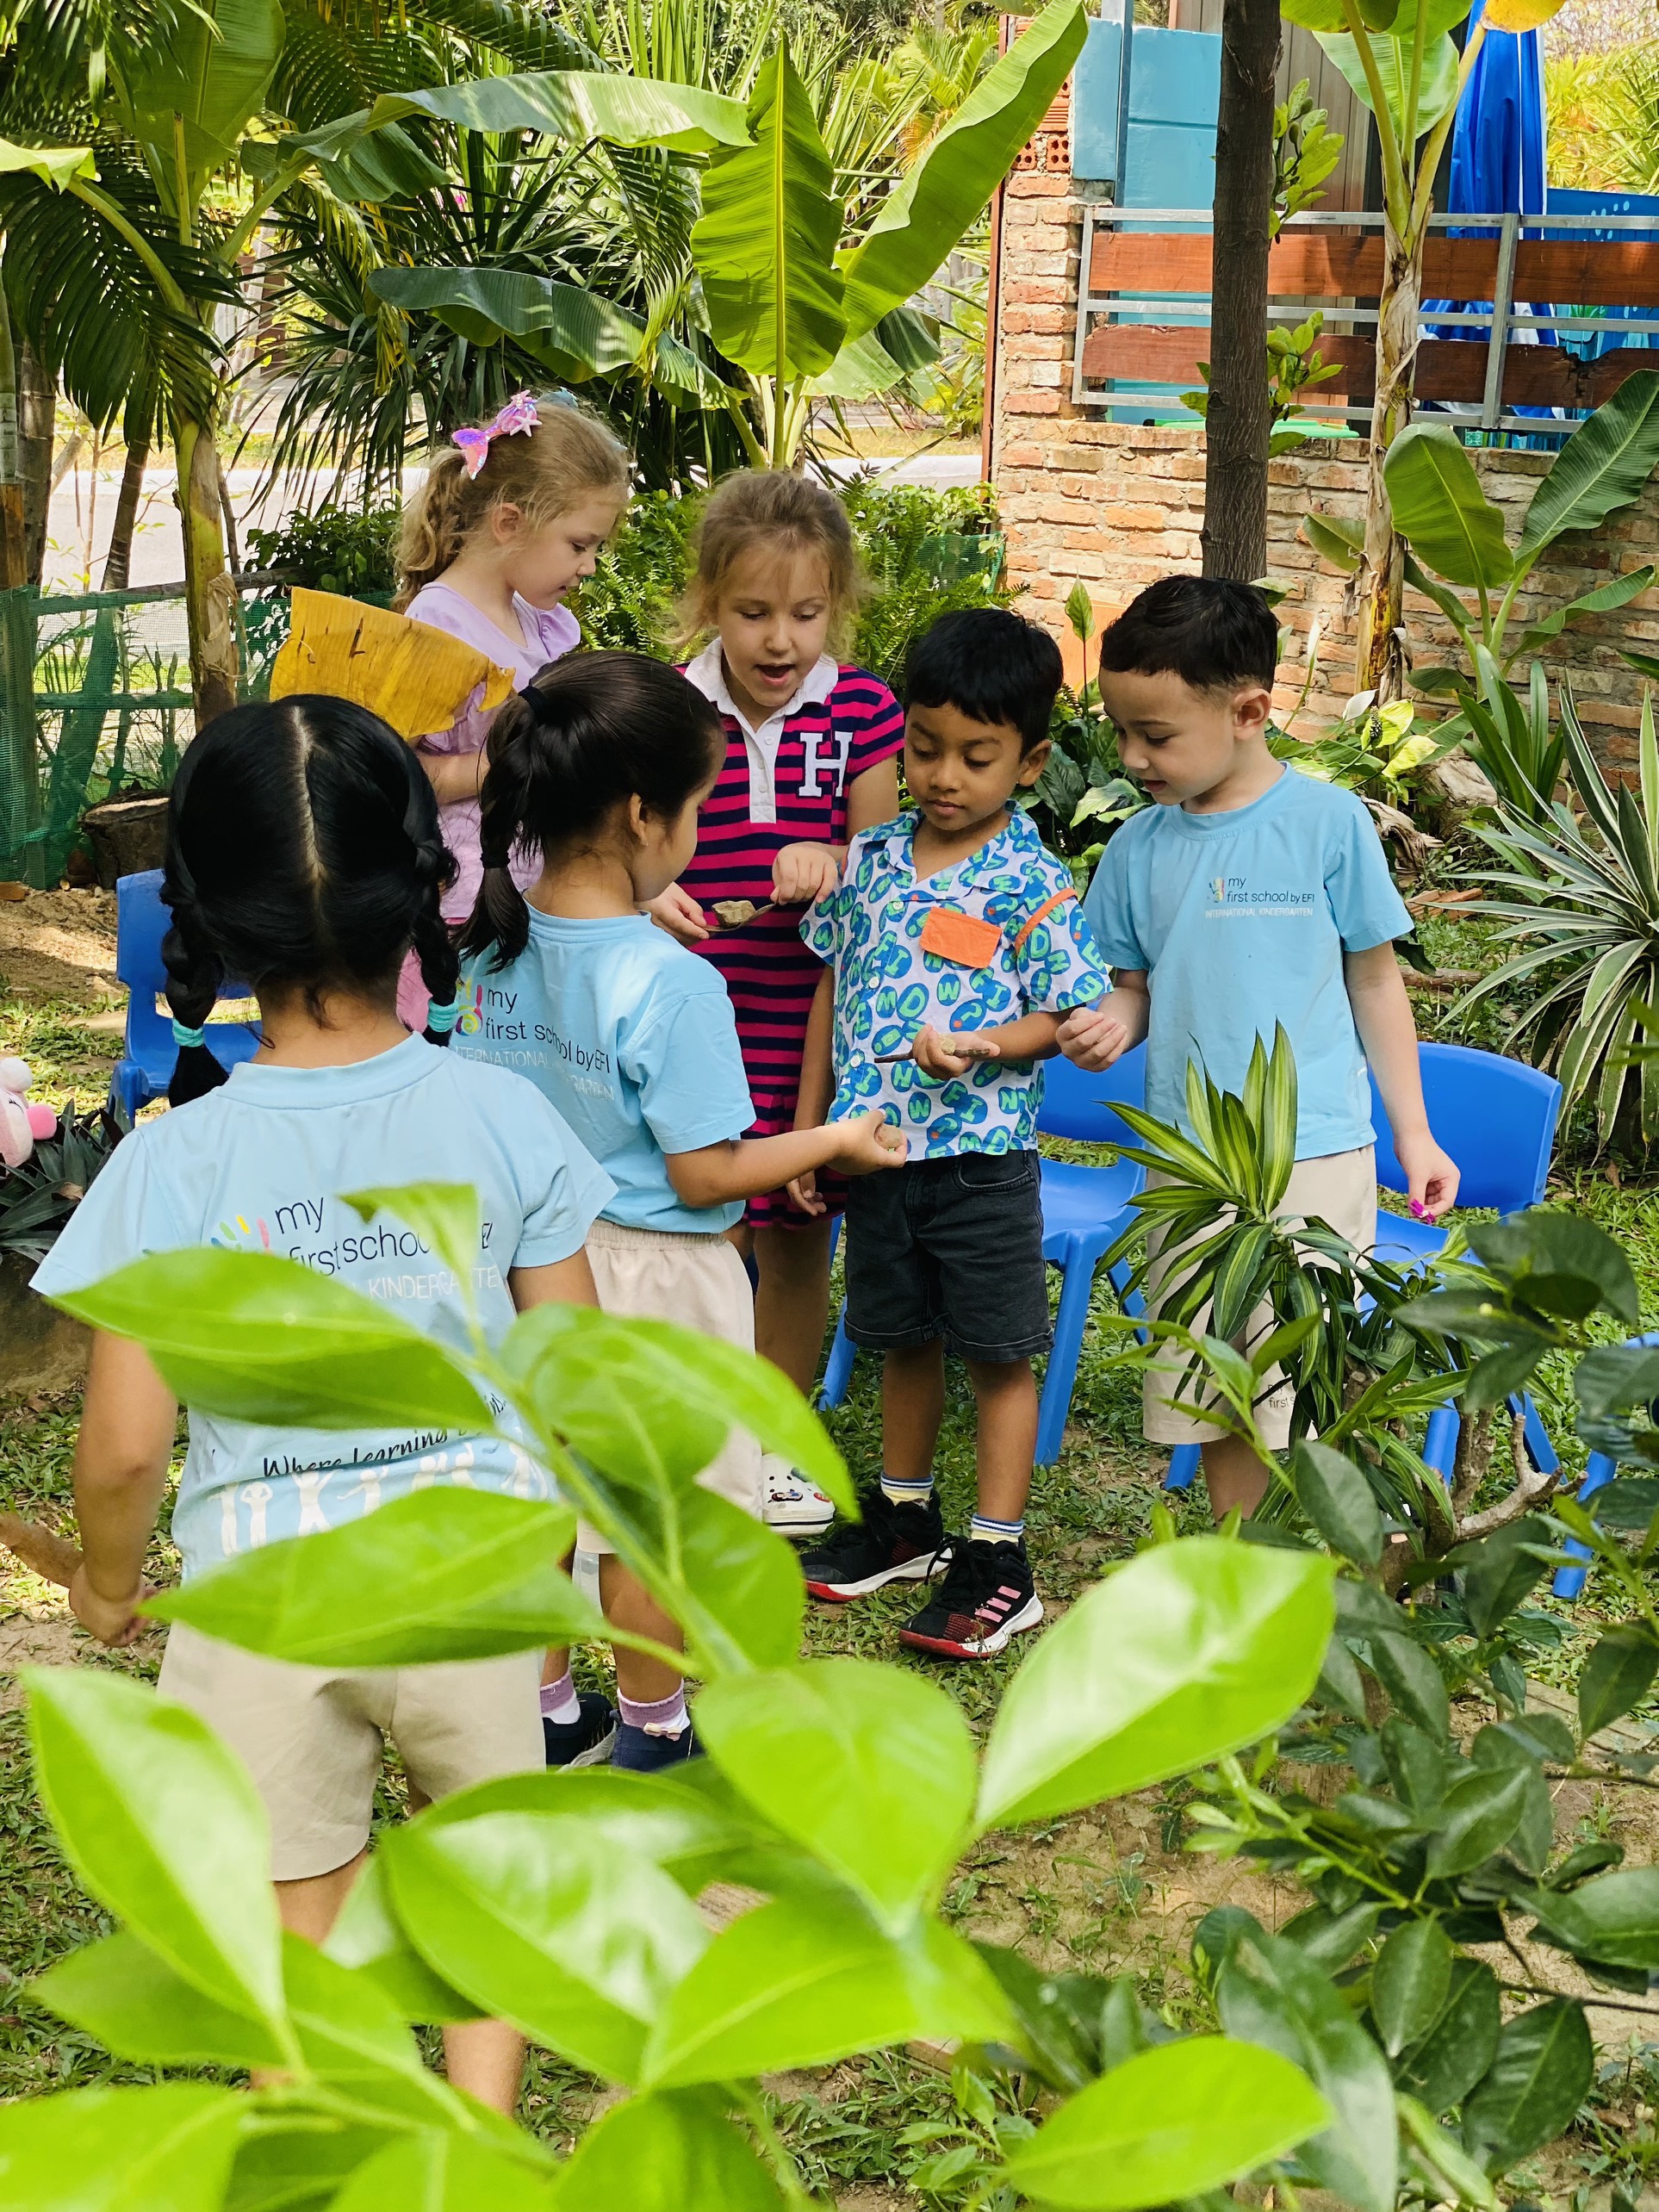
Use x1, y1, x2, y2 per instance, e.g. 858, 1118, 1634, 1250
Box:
34, 694, 614, 2116
453, 652, 904, 1771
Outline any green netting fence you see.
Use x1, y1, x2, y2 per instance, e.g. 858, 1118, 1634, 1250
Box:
0, 571, 312, 887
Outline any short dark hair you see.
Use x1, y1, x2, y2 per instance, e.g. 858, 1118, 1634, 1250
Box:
1098, 576, 1278, 693
904, 607, 1062, 752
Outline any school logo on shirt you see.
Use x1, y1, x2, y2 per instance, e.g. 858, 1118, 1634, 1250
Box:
457, 980, 484, 1035
1205, 873, 1318, 918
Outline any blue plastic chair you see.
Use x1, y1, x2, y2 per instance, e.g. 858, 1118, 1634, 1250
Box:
109, 870, 260, 1117
1553, 1331, 1659, 1602
817, 1047, 1150, 1466
1164, 1040, 1565, 1495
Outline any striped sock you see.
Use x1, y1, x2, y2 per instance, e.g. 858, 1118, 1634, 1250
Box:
880, 1472, 935, 1508
971, 1512, 1025, 1547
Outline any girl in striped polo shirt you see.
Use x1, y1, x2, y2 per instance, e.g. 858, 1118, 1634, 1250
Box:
656, 474, 904, 1530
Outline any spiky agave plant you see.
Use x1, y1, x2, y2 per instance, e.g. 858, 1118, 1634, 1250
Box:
1458, 685, 1659, 1151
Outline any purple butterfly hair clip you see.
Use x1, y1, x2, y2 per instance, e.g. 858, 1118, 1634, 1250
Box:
452, 391, 541, 480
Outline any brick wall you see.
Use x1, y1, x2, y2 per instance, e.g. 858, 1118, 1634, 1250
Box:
989, 171, 1659, 772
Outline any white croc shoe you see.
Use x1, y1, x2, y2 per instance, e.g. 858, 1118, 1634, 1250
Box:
761, 1454, 836, 1535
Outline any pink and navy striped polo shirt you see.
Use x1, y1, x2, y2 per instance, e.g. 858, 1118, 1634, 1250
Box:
679, 643, 904, 1150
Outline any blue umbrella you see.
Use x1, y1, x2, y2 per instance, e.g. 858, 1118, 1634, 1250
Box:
1448, 0, 1547, 220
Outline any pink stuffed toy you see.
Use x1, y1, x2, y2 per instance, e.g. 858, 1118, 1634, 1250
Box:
0, 1057, 58, 1169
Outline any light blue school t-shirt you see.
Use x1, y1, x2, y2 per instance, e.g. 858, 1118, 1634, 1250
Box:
453, 911, 755, 1236
31, 1035, 615, 1578
1082, 767, 1414, 1159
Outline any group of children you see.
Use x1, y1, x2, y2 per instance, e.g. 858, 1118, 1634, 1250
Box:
32, 390, 1458, 2113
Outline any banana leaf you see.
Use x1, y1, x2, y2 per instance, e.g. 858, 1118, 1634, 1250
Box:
1384, 424, 1513, 592
1302, 511, 1363, 574
0, 140, 94, 190
692, 45, 846, 382
1516, 370, 1659, 567
369, 266, 646, 382
838, 0, 1086, 345
122, 0, 285, 212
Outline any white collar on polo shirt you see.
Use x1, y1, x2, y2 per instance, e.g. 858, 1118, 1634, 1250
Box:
682, 640, 840, 825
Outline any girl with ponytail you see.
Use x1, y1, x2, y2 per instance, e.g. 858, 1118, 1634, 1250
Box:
394, 390, 629, 1029
34, 694, 615, 2115
454, 652, 905, 1772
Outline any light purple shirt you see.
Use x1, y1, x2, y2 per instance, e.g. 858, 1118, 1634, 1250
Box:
404, 582, 581, 922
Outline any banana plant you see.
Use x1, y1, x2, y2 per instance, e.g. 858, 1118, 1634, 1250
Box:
1459, 685, 1659, 1149
1280, 0, 1569, 699
0, 7, 751, 719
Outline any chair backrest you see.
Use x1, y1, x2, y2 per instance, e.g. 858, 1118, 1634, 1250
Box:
1037, 1041, 1148, 1148
1369, 1041, 1562, 1213
116, 869, 258, 1079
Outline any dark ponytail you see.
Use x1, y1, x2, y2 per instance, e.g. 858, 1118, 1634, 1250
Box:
162, 696, 460, 1107
459, 650, 725, 972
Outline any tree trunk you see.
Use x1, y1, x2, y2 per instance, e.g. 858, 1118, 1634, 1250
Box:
102, 387, 152, 593
1202, 0, 1281, 582
1352, 211, 1426, 702
172, 410, 238, 725
0, 283, 40, 886
19, 340, 53, 587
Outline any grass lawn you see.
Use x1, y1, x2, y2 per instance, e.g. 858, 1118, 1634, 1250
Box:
4, 887, 1659, 2204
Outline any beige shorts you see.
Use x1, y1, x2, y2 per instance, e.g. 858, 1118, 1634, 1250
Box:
1142, 1146, 1376, 1449
158, 1623, 542, 1882
578, 1216, 763, 1554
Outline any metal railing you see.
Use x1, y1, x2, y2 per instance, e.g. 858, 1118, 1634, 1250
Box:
1072, 208, 1659, 437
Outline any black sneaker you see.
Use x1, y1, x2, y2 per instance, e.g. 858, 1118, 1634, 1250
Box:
543, 1690, 618, 1768
800, 1482, 946, 1601
899, 1537, 1044, 1660
612, 1721, 701, 1772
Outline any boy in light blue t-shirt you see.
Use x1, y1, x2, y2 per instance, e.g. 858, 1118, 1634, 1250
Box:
1058, 577, 1459, 1520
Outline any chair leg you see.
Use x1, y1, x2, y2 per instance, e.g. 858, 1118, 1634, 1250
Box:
1553, 1451, 1618, 1603
1165, 1445, 1201, 1492
1036, 1255, 1096, 1468
818, 1302, 856, 1412
1423, 1404, 1459, 1480
1515, 1393, 1558, 1476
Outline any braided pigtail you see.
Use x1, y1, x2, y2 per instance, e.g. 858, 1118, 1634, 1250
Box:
457, 691, 537, 972
401, 767, 462, 1043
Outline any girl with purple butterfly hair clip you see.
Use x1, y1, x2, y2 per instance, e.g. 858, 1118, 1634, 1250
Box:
391, 391, 629, 1024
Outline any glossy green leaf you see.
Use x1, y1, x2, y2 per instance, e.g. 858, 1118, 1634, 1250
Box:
840, 0, 1087, 341
1291, 1441, 1383, 1565
28, 1930, 283, 2070
1367, 1630, 1450, 1740
977, 1538, 1334, 1828
1277, 1901, 1382, 1973
1217, 1925, 1397, 2212
642, 1893, 1010, 2087
0, 140, 95, 190
1469, 1728, 1553, 1874
126, 0, 285, 205
692, 46, 846, 380
1397, 2093, 1501, 2212
1424, 1764, 1532, 1878
148, 1492, 587, 1667
1395, 1959, 1501, 2116
1528, 1866, 1659, 1971
501, 1302, 849, 1510
1370, 1920, 1452, 2056
282, 1936, 462, 2127
1573, 1472, 1659, 1529
384, 1811, 707, 2085
1469, 1210, 1640, 1326
339, 1184, 481, 1296
1302, 509, 1364, 571
1578, 1623, 1659, 1740
695, 1659, 976, 1930
368, 270, 645, 385
1462, 2000, 1593, 2173
1459, 1517, 1551, 1639
49, 1250, 493, 1432
328, 2131, 556, 2212
1320, 22, 1461, 140
291, 73, 750, 167
553, 2087, 786, 2210
323, 1854, 483, 2024
0, 2084, 244, 2212
1519, 370, 1659, 562
1384, 425, 1514, 592
999, 2036, 1330, 2209
25, 1668, 289, 2043
417, 1765, 761, 1889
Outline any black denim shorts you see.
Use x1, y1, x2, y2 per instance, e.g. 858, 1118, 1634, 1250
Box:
843, 1149, 1052, 1365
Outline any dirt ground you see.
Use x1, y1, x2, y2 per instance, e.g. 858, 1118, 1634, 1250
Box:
0, 887, 116, 1003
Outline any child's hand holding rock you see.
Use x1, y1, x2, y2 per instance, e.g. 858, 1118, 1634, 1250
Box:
836, 1110, 907, 1176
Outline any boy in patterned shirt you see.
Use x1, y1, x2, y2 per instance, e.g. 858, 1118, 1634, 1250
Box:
794, 609, 1109, 1658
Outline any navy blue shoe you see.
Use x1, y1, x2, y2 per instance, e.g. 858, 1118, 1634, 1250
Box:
543, 1690, 618, 1768
611, 1720, 701, 1772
